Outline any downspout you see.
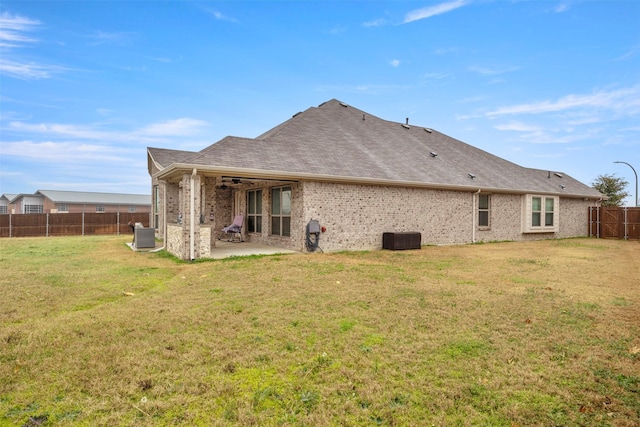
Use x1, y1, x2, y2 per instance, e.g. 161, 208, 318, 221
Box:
190, 168, 197, 261
472, 189, 481, 243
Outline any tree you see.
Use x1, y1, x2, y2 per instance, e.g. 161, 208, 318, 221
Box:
591, 174, 629, 207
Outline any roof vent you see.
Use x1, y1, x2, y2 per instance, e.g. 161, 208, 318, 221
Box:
559, 184, 566, 189
402, 124, 410, 129
339, 102, 348, 107
554, 172, 563, 178
430, 151, 438, 157
406, 118, 409, 125
468, 173, 476, 180
292, 111, 302, 118
424, 128, 433, 133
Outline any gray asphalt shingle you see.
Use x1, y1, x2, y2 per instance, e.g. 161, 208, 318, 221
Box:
149, 99, 602, 198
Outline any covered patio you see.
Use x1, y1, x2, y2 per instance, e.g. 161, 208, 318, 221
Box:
205, 240, 299, 259
129, 239, 298, 260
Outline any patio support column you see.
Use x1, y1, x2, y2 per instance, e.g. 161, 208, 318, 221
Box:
180, 172, 202, 260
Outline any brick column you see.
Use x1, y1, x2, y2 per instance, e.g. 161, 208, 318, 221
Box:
179, 172, 202, 260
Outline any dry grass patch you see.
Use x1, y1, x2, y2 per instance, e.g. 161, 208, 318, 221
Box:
1, 236, 638, 426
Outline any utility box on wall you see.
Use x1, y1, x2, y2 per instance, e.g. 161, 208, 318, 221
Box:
382, 232, 421, 250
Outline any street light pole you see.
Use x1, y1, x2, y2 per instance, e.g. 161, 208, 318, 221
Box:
614, 161, 638, 207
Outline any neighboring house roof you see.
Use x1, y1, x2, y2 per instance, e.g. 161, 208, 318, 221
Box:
35, 190, 150, 205
6, 193, 38, 204
149, 99, 603, 199
1, 194, 18, 202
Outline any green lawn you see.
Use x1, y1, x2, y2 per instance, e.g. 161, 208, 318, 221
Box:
1, 236, 638, 426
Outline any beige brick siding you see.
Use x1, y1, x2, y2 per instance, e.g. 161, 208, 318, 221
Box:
302, 182, 595, 251
474, 193, 522, 242
158, 175, 596, 259
557, 197, 593, 238
301, 181, 473, 251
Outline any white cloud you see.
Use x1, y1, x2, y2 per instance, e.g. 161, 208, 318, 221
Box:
6, 117, 210, 142
0, 12, 69, 80
210, 10, 239, 23
404, 0, 468, 24
9, 122, 114, 140
1, 140, 134, 163
390, 59, 400, 67
469, 65, 520, 76
494, 122, 542, 132
434, 47, 459, 55
137, 118, 209, 136
0, 12, 40, 47
86, 30, 135, 45
0, 59, 68, 80
424, 72, 451, 80
553, 2, 571, 13
363, 18, 386, 27
485, 86, 640, 118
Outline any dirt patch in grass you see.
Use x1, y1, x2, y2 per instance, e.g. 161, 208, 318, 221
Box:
1, 236, 638, 426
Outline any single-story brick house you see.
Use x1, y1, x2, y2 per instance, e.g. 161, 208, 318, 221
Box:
6, 190, 151, 214
0, 194, 17, 215
147, 99, 603, 260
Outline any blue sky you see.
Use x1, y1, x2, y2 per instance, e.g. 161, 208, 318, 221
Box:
1, 0, 639, 205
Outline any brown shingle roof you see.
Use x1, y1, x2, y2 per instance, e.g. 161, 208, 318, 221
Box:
149, 99, 602, 198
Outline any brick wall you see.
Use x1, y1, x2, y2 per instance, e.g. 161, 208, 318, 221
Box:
557, 197, 593, 238
158, 176, 596, 258
301, 182, 596, 251
301, 181, 474, 251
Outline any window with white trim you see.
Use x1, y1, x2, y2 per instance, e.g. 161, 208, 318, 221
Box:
523, 195, 559, 233
271, 186, 291, 237
478, 194, 490, 229
0, 206, 7, 214
96, 205, 105, 213
128, 206, 136, 213
57, 204, 68, 212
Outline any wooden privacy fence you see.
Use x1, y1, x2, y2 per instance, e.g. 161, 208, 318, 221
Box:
588, 206, 640, 240
0, 212, 150, 238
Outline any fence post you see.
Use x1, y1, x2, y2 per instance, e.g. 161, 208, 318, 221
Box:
623, 207, 628, 240
117, 211, 120, 236
9, 214, 12, 238
46, 213, 49, 237
82, 211, 85, 236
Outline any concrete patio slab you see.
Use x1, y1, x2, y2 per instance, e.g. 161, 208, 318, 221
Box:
127, 240, 299, 259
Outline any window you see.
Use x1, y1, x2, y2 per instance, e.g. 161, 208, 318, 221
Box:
271, 186, 291, 237
478, 194, 490, 228
24, 204, 43, 214
96, 205, 105, 213
57, 204, 68, 212
247, 189, 262, 233
128, 206, 137, 213
545, 198, 555, 227
0, 206, 7, 214
523, 195, 559, 233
